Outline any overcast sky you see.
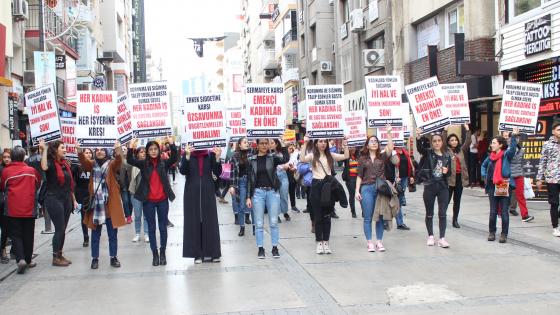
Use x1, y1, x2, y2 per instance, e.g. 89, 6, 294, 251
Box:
144, 0, 243, 96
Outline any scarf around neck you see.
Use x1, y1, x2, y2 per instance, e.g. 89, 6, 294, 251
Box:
54, 158, 74, 191
191, 150, 209, 176
489, 150, 505, 184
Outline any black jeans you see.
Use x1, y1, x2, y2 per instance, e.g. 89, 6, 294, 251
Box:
306, 186, 313, 222
44, 194, 72, 253
80, 210, 89, 241
311, 179, 332, 242
345, 177, 357, 214
423, 182, 449, 238
448, 174, 464, 221
468, 153, 479, 185
287, 172, 296, 208
169, 167, 176, 181
547, 183, 560, 228
8, 217, 35, 263
0, 214, 9, 251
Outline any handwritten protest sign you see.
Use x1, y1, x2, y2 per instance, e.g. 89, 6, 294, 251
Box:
498, 81, 542, 134
440, 83, 470, 124
182, 94, 227, 149
129, 81, 172, 138
25, 84, 61, 145
405, 76, 449, 134
60, 117, 78, 163
116, 94, 133, 144
365, 76, 403, 127
226, 108, 246, 142
245, 84, 285, 138
306, 85, 345, 139
76, 91, 118, 148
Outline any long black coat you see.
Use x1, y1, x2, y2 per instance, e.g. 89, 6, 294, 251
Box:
180, 153, 222, 259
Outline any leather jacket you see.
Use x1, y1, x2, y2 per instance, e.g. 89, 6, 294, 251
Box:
247, 152, 287, 198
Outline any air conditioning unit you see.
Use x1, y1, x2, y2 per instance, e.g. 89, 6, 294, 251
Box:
363, 49, 385, 68
350, 9, 364, 32
23, 70, 35, 86
263, 40, 274, 49
12, 0, 29, 20
320, 61, 332, 72
102, 51, 116, 60
264, 69, 275, 78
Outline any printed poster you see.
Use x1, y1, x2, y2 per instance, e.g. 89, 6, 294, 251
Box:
245, 84, 285, 138
182, 94, 227, 149
305, 85, 345, 139
60, 117, 78, 163
365, 76, 403, 127
25, 84, 61, 145
498, 81, 542, 134
440, 83, 470, 124
76, 91, 118, 148
226, 108, 246, 142
405, 76, 450, 134
116, 95, 133, 144
129, 81, 172, 138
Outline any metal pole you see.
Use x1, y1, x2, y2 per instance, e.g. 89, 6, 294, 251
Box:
39, 1, 45, 51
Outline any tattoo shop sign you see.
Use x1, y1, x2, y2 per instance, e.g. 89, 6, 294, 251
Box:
365, 76, 403, 127
60, 117, 78, 163
440, 83, 470, 124
405, 76, 450, 134
129, 81, 172, 138
25, 84, 62, 145
245, 84, 285, 138
306, 85, 345, 139
182, 94, 227, 149
498, 81, 542, 134
116, 94, 133, 144
76, 91, 118, 148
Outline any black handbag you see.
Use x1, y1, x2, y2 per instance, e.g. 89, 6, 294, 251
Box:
414, 153, 433, 184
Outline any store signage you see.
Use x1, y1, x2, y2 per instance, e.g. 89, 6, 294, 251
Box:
525, 14, 551, 56
55, 55, 66, 69
518, 58, 560, 116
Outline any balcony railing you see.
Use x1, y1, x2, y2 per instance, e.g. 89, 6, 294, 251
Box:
282, 30, 297, 48
27, 4, 79, 53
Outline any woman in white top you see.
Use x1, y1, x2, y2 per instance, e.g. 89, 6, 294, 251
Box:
300, 137, 349, 254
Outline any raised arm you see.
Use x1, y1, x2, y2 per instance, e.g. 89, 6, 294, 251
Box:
126, 139, 144, 169
461, 124, 472, 152
384, 125, 394, 157
505, 128, 519, 160
164, 137, 178, 169
110, 143, 123, 173
39, 140, 48, 171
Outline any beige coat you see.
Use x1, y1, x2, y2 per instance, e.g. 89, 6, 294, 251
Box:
373, 180, 400, 230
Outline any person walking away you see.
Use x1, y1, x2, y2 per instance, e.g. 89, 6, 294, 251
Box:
129, 147, 149, 243
0, 146, 41, 274
287, 144, 300, 213
180, 145, 223, 263
229, 137, 252, 236
342, 147, 359, 218
72, 148, 93, 247
416, 131, 452, 248
300, 137, 349, 254
394, 145, 414, 230
468, 129, 480, 187
481, 128, 519, 243
127, 136, 178, 266
537, 121, 560, 237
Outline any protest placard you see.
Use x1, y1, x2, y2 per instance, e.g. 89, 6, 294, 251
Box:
60, 117, 78, 163
76, 91, 118, 148
116, 94, 133, 144
306, 85, 345, 139
182, 94, 227, 149
245, 84, 285, 138
440, 83, 470, 124
377, 126, 405, 147
129, 81, 172, 138
25, 84, 61, 145
365, 76, 403, 127
226, 108, 246, 142
498, 81, 542, 134
283, 129, 296, 142
401, 103, 413, 138
405, 76, 449, 134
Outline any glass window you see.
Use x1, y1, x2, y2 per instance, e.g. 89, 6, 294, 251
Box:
513, 0, 541, 17
341, 51, 352, 83
341, 0, 350, 23
367, 34, 384, 49
447, 3, 464, 47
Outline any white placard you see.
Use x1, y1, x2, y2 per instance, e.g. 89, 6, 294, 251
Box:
401, 102, 413, 138
226, 108, 246, 142
378, 127, 405, 147
182, 94, 227, 149
498, 81, 542, 134
76, 91, 118, 148
344, 110, 367, 147
116, 94, 133, 144
60, 117, 78, 163
245, 83, 285, 139
440, 83, 470, 124
129, 81, 172, 138
25, 84, 61, 145
365, 76, 403, 127
405, 76, 450, 135
305, 84, 345, 139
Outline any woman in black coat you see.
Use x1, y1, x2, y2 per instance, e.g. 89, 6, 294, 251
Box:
180, 145, 222, 264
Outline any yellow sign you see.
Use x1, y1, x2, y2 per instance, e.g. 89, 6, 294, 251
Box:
283, 129, 296, 141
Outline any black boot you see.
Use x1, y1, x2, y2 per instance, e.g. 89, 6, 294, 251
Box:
159, 249, 167, 266
245, 214, 251, 224
452, 219, 461, 228
238, 226, 245, 237
152, 250, 160, 266
351, 210, 357, 218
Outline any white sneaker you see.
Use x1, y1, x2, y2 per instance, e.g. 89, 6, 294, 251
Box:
553, 228, 560, 237
427, 236, 435, 246
132, 234, 140, 242
144, 234, 150, 243
322, 242, 332, 254
316, 242, 324, 254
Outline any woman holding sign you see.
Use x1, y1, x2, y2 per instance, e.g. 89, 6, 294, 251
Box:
300, 137, 349, 255
127, 137, 178, 266
181, 145, 222, 263
39, 140, 77, 267
481, 128, 519, 244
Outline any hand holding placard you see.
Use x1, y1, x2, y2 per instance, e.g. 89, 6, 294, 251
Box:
129, 138, 139, 150
38, 139, 46, 152
213, 147, 222, 161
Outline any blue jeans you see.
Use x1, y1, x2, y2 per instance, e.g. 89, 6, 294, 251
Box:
91, 218, 118, 258
488, 185, 511, 235
360, 184, 384, 241
277, 169, 289, 214
121, 190, 132, 217
396, 177, 408, 226
252, 188, 280, 247
232, 177, 251, 226
131, 196, 148, 235
143, 200, 169, 252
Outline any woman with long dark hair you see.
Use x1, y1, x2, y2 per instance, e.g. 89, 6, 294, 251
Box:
300, 137, 349, 254
181, 145, 222, 263
39, 140, 77, 266
229, 137, 252, 236
127, 136, 177, 266
416, 131, 452, 248
73, 148, 93, 247
443, 124, 471, 228
481, 128, 519, 243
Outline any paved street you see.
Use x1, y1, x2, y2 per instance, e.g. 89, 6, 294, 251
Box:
1, 174, 560, 315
